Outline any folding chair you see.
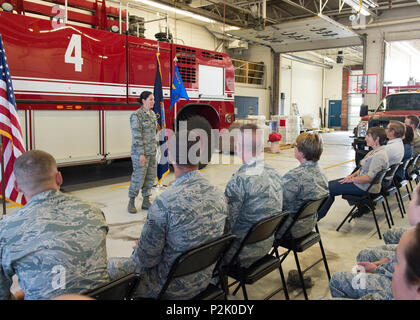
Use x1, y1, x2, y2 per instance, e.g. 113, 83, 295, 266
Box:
272, 197, 331, 300
337, 168, 391, 240
407, 154, 420, 191
223, 213, 289, 300
394, 157, 414, 209
84, 274, 140, 300
381, 163, 404, 224
156, 234, 236, 300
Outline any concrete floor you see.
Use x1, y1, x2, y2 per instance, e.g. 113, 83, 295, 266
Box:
6, 131, 411, 299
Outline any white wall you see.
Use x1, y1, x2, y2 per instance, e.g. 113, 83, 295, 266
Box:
233, 45, 273, 119
127, 8, 218, 51
384, 41, 420, 86
26, 0, 221, 52
280, 55, 324, 128
324, 65, 343, 101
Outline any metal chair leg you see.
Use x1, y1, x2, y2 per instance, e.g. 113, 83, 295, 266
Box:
384, 197, 394, 226
278, 262, 289, 300
336, 206, 356, 232
232, 282, 241, 296
371, 208, 382, 240
406, 185, 412, 200
293, 251, 308, 300
241, 283, 248, 300
397, 188, 406, 215
395, 192, 405, 218
381, 202, 392, 229
318, 240, 331, 281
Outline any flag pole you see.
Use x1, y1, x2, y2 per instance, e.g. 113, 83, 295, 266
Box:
155, 40, 167, 190
173, 56, 178, 134
0, 137, 6, 217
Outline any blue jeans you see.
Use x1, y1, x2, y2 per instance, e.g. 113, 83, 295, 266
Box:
317, 178, 366, 220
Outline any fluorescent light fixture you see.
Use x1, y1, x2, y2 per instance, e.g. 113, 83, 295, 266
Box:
134, 0, 215, 23
343, 0, 372, 16
307, 51, 336, 64
224, 26, 240, 31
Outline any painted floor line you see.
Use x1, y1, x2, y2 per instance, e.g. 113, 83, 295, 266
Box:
110, 183, 130, 190
323, 159, 355, 170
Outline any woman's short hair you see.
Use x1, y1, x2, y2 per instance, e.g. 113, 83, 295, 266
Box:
366, 127, 387, 145
388, 120, 406, 139
403, 124, 414, 145
404, 223, 420, 286
138, 91, 153, 106
295, 132, 323, 162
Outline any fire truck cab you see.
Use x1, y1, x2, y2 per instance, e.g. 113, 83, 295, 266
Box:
353, 90, 420, 165
0, 0, 235, 166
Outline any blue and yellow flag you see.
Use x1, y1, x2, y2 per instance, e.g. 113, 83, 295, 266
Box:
170, 64, 189, 111
153, 52, 169, 183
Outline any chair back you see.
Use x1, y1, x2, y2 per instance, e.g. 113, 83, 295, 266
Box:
382, 163, 401, 189
228, 213, 287, 266
157, 234, 236, 299
407, 154, 420, 176
401, 157, 413, 176
85, 274, 139, 300
243, 213, 287, 246
280, 197, 329, 237
413, 153, 420, 168
366, 168, 390, 194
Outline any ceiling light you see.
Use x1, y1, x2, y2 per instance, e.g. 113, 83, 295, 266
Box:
134, 0, 215, 23
343, 0, 372, 16
225, 26, 240, 31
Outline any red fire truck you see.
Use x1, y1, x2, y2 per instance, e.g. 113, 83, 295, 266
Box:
0, 0, 235, 165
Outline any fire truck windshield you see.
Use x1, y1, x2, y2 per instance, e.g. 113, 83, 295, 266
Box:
379, 93, 420, 111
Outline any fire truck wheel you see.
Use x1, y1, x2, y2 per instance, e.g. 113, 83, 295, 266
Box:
183, 115, 213, 169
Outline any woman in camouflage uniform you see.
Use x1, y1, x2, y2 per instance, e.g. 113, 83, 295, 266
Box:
127, 91, 158, 213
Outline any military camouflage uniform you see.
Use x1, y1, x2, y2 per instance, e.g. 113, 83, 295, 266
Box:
108, 170, 227, 299
413, 128, 420, 157
276, 160, 329, 240
329, 271, 393, 300
383, 227, 408, 244
223, 157, 284, 268
328, 224, 407, 300
0, 189, 109, 300
329, 244, 397, 300
128, 107, 158, 199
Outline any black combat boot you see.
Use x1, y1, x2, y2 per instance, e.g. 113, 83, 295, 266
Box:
127, 197, 137, 214
141, 196, 152, 210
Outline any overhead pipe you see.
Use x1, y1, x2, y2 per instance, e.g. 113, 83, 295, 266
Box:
281, 53, 334, 69
352, 16, 420, 29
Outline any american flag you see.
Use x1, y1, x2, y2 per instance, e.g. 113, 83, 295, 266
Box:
0, 34, 26, 206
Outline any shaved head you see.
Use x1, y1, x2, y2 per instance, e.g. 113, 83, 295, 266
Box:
14, 150, 58, 194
